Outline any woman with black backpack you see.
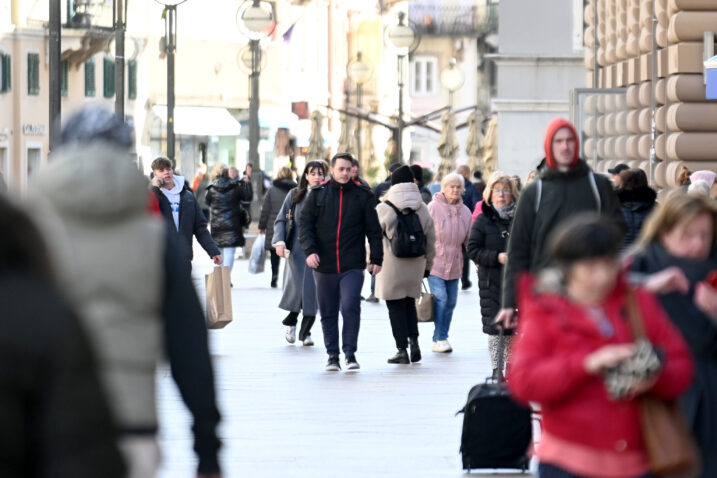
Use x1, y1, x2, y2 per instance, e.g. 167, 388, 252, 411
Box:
375, 165, 436, 364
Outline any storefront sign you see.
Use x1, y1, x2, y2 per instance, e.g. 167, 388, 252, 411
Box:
22, 124, 46, 136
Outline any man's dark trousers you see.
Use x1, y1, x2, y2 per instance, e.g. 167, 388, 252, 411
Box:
314, 269, 364, 356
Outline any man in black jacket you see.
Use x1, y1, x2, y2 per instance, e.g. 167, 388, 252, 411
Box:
151, 157, 222, 272
300, 153, 383, 371
495, 118, 625, 329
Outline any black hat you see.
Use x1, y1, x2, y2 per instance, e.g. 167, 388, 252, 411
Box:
391, 165, 415, 185
388, 162, 402, 174
608, 163, 629, 175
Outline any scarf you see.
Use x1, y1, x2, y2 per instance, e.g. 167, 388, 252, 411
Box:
495, 201, 516, 220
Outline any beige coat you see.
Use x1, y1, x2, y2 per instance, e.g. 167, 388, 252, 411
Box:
375, 183, 436, 300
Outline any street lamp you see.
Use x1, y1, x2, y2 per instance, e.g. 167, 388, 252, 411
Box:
113, 0, 129, 121
440, 58, 465, 109
155, 0, 188, 161
385, 11, 420, 163
346, 51, 373, 165
236, 0, 275, 172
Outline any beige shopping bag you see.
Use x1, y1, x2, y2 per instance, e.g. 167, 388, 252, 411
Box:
416, 281, 435, 323
205, 266, 233, 329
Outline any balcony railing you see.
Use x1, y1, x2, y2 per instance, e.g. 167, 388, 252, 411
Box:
408, 1, 498, 38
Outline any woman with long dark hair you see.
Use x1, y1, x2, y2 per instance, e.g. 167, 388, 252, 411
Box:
272, 161, 326, 345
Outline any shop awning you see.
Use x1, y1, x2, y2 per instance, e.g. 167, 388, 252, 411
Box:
152, 105, 241, 136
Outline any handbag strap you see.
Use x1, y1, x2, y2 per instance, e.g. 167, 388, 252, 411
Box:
422, 280, 428, 294
625, 288, 647, 341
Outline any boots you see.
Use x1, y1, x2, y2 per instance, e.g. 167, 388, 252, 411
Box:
408, 336, 421, 363
387, 348, 410, 364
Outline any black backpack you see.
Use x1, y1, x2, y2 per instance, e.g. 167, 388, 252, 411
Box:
384, 200, 426, 258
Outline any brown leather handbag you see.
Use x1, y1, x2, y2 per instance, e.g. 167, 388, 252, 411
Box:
626, 290, 701, 478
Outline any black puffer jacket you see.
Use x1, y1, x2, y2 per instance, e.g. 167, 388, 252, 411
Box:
618, 186, 656, 250
467, 201, 513, 335
259, 178, 297, 250
300, 179, 383, 274
205, 177, 250, 248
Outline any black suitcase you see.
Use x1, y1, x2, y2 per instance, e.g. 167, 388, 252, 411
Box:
457, 330, 533, 472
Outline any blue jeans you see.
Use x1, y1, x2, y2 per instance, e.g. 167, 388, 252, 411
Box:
427, 275, 459, 342
538, 463, 653, 478
221, 247, 235, 272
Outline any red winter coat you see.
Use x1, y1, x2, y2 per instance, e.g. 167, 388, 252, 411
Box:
508, 274, 694, 456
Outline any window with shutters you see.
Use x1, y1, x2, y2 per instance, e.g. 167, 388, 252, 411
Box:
103, 57, 115, 98
411, 56, 438, 96
61, 59, 68, 97
0, 53, 10, 93
85, 58, 95, 97
27, 53, 39, 96
128, 60, 137, 100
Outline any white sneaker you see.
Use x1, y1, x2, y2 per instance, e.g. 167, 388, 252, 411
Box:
302, 335, 314, 346
432, 340, 453, 353
285, 326, 296, 344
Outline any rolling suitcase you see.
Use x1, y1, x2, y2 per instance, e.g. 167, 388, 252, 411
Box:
457, 328, 532, 472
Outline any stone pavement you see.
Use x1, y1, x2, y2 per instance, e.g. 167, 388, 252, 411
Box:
157, 245, 535, 477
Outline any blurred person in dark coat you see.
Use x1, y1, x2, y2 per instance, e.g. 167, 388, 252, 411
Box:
0, 192, 125, 478
31, 107, 223, 478
259, 166, 297, 288
206, 164, 251, 273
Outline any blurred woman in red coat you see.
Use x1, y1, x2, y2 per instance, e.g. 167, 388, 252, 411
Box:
507, 215, 694, 478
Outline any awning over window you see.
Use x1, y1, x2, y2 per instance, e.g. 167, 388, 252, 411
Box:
152, 105, 241, 137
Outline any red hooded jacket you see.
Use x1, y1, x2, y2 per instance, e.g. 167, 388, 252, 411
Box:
544, 117, 580, 170
508, 274, 693, 456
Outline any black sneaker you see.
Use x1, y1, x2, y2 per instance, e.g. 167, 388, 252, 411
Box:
345, 354, 360, 370
325, 356, 341, 372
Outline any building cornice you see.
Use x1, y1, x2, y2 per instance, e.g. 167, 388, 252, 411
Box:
492, 99, 570, 113
486, 54, 583, 67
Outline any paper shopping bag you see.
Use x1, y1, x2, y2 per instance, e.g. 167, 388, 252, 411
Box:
416, 281, 435, 323
205, 266, 233, 329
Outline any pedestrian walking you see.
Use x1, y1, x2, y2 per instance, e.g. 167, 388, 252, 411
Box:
300, 152, 383, 371
509, 215, 693, 478
457, 165, 480, 290
495, 117, 625, 330
427, 173, 472, 353
259, 166, 297, 288
375, 165, 436, 364
32, 107, 223, 478
616, 168, 656, 251
272, 160, 326, 346
628, 192, 717, 477
467, 171, 519, 379
151, 156, 222, 273
192, 162, 210, 220
0, 193, 126, 478
205, 164, 251, 274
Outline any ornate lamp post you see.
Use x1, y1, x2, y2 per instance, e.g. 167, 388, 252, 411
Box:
440, 58, 465, 109
385, 11, 420, 163
346, 51, 373, 164
154, 0, 188, 161
236, 0, 275, 171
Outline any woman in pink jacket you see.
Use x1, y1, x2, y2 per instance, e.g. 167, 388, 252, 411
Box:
427, 173, 473, 352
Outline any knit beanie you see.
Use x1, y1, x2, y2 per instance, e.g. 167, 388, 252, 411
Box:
690, 170, 716, 188
391, 165, 415, 185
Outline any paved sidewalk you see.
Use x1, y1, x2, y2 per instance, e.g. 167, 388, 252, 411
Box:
157, 250, 535, 477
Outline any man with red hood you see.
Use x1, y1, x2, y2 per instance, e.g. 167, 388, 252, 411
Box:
496, 118, 625, 328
